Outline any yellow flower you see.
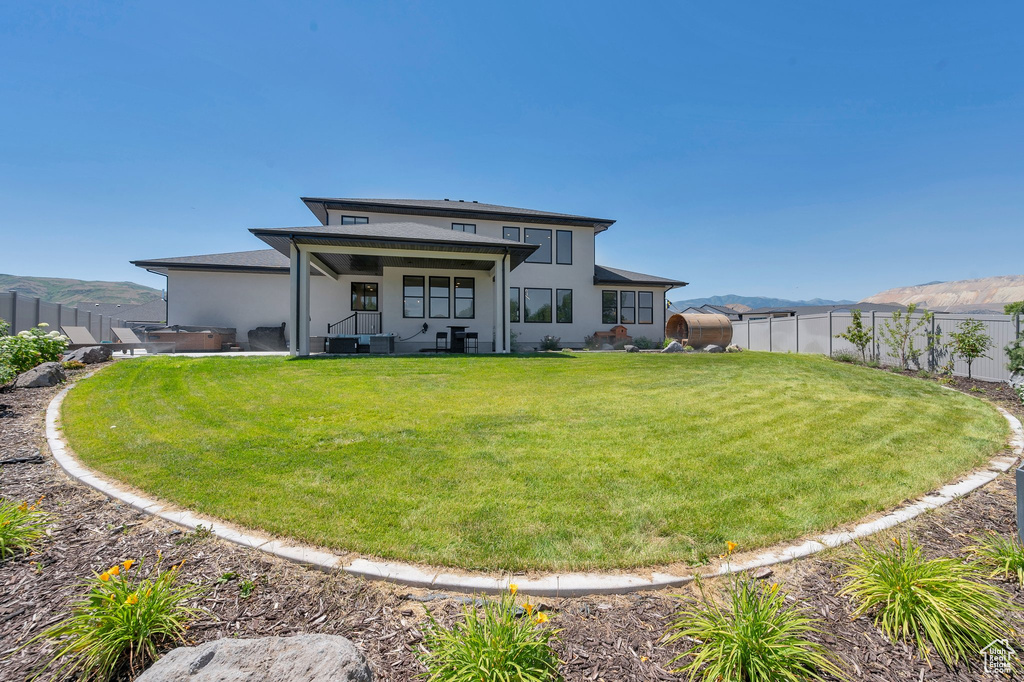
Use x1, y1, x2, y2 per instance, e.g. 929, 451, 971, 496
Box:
109, 565, 120, 577
524, 602, 535, 615
99, 572, 111, 582
509, 583, 518, 597
17, 502, 27, 512
892, 537, 901, 548
125, 594, 138, 605
726, 541, 738, 554
535, 612, 549, 624
122, 559, 135, 571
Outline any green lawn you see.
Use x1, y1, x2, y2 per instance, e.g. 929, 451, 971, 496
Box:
61, 352, 1007, 571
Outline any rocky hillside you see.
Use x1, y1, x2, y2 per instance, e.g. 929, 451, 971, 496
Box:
863, 275, 1024, 313
0, 274, 161, 306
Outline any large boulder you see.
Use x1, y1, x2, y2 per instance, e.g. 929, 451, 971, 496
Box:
704, 344, 725, 353
661, 341, 684, 353
15, 362, 66, 388
624, 344, 639, 353
136, 634, 373, 682
1010, 372, 1024, 393
726, 344, 743, 353
64, 345, 112, 364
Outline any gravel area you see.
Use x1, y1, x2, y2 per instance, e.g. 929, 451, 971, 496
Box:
1, 367, 1022, 681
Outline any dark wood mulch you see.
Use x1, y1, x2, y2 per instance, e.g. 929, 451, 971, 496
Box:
0, 368, 1021, 681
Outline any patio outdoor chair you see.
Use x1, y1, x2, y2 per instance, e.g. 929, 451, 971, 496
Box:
112, 327, 177, 355
61, 326, 99, 347
464, 331, 479, 353
435, 331, 448, 351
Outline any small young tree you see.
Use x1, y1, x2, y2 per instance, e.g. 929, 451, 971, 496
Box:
878, 303, 934, 370
836, 309, 872, 362
1004, 301, 1024, 318
948, 318, 993, 379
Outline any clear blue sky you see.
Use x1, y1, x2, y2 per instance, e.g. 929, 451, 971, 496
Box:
1, 2, 1021, 301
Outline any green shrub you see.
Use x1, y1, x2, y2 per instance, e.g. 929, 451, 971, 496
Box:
836, 309, 872, 363
967, 532, 1024, 585
840, 538, 1012, 666
632, 336, 658, 350
665, 578, 844, 682
683, 345, 694, 352
62, 360, 87, 370
947, 318, 993, 379
583, 334, 601, 350
831, 350, 858, 364
538, 335, 561, 352
419, 585, 561, 682
0, 496, 51, 561
0, 321, 69, 385
33, 555, 205, 681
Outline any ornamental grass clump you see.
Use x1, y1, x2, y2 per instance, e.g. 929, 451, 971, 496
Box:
419, 584, 562, 682
967, 532, 1024, 586
33, 555, 205, 681
665, 578, 845, 682
840, 537, 1012, 666
0, 496, 51, 561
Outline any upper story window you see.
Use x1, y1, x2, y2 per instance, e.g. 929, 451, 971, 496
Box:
452, 223, 477, 233
342, 216, 368, 225
502, 226, 520, 241
556, 230, 572, 265
351, 282, 378, 311
524, 228, 552, 264
638, 291, 654, 324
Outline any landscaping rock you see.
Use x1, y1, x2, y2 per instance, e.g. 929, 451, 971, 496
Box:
751, 566, 774, 580
726, 344, 742, 353
1010, 372, 1024, 392
64, 345, 112, 364
661, 341, 684, 353
14, 362, 65, 389
136, 634, 373, 682
704, 344, 724, 353
624, 344, 639, 353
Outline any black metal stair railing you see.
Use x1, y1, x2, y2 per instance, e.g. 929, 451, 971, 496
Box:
327, 312, 382, 335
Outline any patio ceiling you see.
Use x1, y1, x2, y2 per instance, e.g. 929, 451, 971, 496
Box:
313, 251, 497, 277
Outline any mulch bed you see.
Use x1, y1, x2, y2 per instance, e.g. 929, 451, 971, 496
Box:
1, 367, 1022, 681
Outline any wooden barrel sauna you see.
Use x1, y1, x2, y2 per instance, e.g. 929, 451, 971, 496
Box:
665, 313, 733, 348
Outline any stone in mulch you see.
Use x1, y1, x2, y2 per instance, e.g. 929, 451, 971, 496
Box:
13, 362, 65, 388
63, 345, 112, 365
136, 634, 374, 682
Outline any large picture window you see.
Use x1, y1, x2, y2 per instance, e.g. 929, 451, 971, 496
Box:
638, 291, 654, 324
403, 276, 424, 318
341, 216, 368, 225
556, 289, 573, 323
556, 230, 572, 265
429, 276, 450, 318
503, 226, 520, 241
350, 282, 378, 311
524, 288, 552, 323
452, 223, 476, 233
509, 287, 520, 323
524, 228, 552, 264
454, 277, 475, 318
620, 291, 636, 324
602, 291, 618, 324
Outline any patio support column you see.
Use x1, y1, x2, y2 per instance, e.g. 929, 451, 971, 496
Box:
492, 259, 502, 353
502, 255, 511, 353
289, 242, 311, 356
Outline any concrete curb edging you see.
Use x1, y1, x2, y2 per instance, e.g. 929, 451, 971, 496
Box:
46, 384, 1024, 597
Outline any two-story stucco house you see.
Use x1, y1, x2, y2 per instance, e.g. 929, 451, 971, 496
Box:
132, 197, 686, 354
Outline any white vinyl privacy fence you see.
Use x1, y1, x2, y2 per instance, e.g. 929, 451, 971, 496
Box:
731, 311, 1022, 383
0, 290, 126, 342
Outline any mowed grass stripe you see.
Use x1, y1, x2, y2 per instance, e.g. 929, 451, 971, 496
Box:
62, 352, 1007, 571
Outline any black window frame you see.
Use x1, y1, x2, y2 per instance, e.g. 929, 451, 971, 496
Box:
556, 230, 572, 265
402, 275, 425, 318
350, 282, 379, 312
429, 276, 450, 319
452, 223, 477, 234
509, 287, 520, 323
524, 228, 552, 264
638, 291, 654, 324
454, 277, 475, 319
620, 291, 636, 325
556, 288, 573, 323
524, 288, 553, 323
502, 226, 520, 241
602, 290, 618, 325
341, 215, 368, 225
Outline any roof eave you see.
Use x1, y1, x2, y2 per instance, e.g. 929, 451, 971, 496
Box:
593, 277, 688, 288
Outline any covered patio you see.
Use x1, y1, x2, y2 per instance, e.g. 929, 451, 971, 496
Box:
250, 223, 537, 356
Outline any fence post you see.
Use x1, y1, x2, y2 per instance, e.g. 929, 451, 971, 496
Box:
871, 311, 877, 361
9, 290, 17, 331
929, 315, 936, 371
747, 319, 751, 349
768, 316, 773, 352
56, 303, 61, 332
795, 314, 800, 353
33, 296, 41, 329
828, 311, 833, 357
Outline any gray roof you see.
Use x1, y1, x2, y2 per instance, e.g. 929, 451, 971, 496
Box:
301, 197, 615, 231
593, 264, 687, 288
79, 299, 166, 323
132, 249, 291, 273
250, 222, 539, 270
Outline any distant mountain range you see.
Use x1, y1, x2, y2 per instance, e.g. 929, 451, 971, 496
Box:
0, 274, 162, 306
671, 295, 855, 311
863, 274, 1024, 313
